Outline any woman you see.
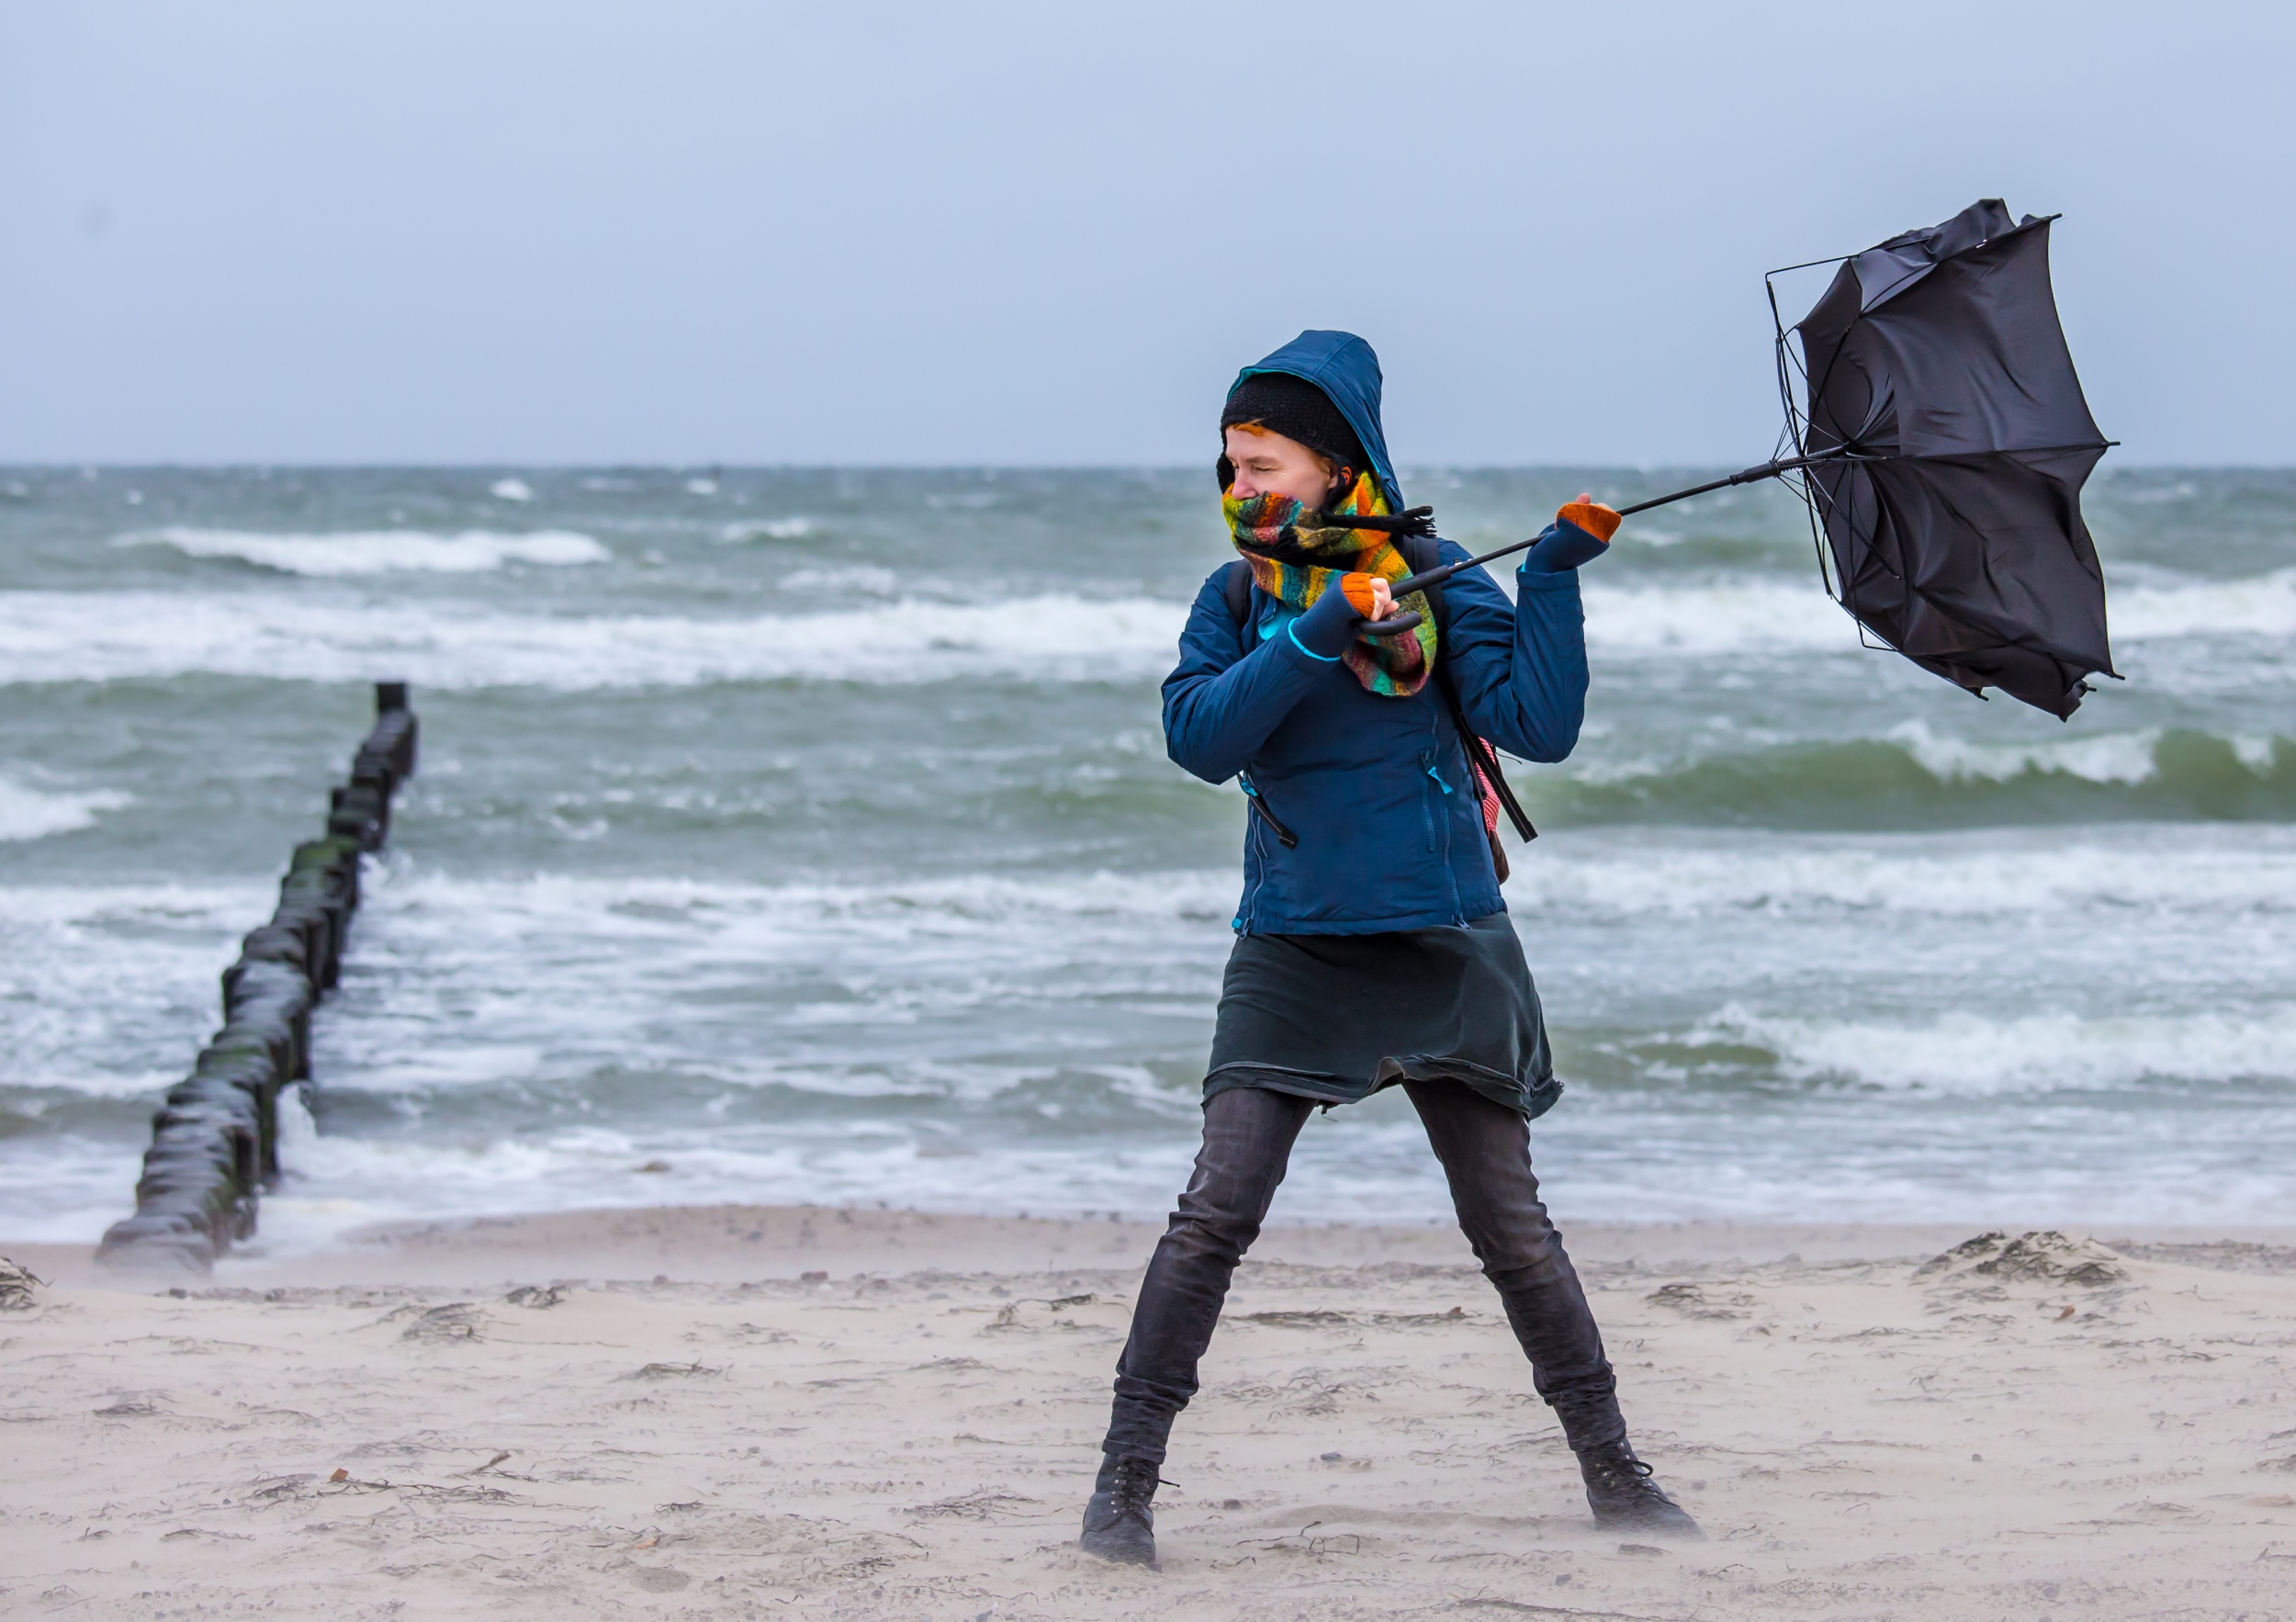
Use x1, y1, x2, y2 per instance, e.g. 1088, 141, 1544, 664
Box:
1079, 331, 1700, 1566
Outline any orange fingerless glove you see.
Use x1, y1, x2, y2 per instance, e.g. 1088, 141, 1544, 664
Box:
1340, 572, 1382, 616
1559, 500, 1623, 542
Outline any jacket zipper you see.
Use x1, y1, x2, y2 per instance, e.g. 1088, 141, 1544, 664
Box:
1239, 774, 1298, 849
1422, 738, 1466, 925
1417, 751, 1446, 854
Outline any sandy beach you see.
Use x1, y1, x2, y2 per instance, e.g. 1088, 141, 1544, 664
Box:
5, 1209, 2295, 1619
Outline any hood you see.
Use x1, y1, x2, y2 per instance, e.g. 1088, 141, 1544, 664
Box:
1230, 330, 1403, 512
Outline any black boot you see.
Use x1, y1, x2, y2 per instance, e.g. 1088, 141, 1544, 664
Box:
1578, 1440, 1704, 1539
1079, 1455, 1160, 1567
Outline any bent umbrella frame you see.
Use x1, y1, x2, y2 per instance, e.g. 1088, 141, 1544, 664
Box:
1367, 201, 2117, 720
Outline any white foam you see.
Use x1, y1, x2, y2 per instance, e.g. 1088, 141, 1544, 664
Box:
1693, 1001, 2296, 1094
2114, 568, 2296, 639
1580, 566, 2296, 656
0, 877, 260, 928
226, 1104, 1209, 1258
1580, 576, 1864, 655
719, 517, 815, 542
440, 866, 1233, 923
276, 862, 1235, 1107
315, 850, 2278, 1127
1512, 828, 2296, 919
1565, 722, 2283, 795
770, 563, 902, 597
0, 880, 266, 1101
0, 777, 130, 841
0, 1135, 168, 1245
121, 527, 609, 576
333, 867, 1238, 1009
490, 477, 535, 502
1884, 719, 2163, 784
2233, 734, 2280, 773
685, 478, 718, 495
0, 589, 1187, 688
26, 561, 2296, 689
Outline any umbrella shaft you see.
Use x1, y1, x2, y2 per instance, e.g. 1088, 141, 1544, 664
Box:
1387, 455, 1830, 597
1614, 457, 1801, 516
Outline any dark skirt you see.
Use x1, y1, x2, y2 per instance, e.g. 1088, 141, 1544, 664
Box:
1204, 911, 1560, 1119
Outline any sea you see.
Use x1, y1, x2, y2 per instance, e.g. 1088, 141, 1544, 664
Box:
3, 466, 2292, 1253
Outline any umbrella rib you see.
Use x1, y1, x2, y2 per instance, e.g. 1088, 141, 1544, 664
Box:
1762, 250, 1853, 278
1795, 308, 1867, 459
1767, 275, 1836, 603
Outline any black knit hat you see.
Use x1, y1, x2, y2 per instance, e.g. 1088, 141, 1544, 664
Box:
1218, 371, 1367, 491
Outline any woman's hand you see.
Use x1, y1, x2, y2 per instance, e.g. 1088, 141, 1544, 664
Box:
1340, 572, 1399, 621
1299, 571, 1404, 658
1559, 490, 1622, 542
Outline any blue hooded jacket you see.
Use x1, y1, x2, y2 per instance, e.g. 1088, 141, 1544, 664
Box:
1163, 331, 1591, 935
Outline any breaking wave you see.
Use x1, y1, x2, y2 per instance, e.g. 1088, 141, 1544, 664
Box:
1578, 566, 2296, 655
0, 880, 267, 1103
1509, 827, 2296, 918
0, 777, 131, 841
0, 589, 1186, 688
719, 517, 816, 543
2112, 567, 2296, 638
17, 561, 2296, 690
1581, 577, 1851, 654
1673, 1002, 2296, 1094
1539, 725, 2295, 827
120, 527, 611, 575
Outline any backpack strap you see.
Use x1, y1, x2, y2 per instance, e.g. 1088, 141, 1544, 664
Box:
1220, 561, 1257, 651
1394, 537, 1537, 846
1217, 563, 1293, 846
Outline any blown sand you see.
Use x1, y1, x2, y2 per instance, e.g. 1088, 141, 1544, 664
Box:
5, 1209, 2295, 1619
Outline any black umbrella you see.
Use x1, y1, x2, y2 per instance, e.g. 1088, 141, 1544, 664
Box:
1371, 198, 2118, 719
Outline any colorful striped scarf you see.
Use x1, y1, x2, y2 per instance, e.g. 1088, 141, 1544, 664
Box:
1224, 471, 1438, 698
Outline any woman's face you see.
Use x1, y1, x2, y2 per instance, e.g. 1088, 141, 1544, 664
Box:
1224, 426, 1342, 509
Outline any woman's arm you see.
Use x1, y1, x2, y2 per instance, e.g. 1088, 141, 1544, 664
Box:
1436, 544, 1590, 764
1160, 569, 1337, 784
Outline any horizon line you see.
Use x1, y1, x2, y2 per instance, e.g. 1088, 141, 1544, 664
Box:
4, 459, 2287, 476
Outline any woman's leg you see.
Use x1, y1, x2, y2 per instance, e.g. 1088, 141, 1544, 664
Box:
1099, 1085, 1316, 1467
1400, 1077, 1625, 1452
1403, 1077, 1699, 1535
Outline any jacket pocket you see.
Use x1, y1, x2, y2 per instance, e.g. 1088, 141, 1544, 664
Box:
1417, 749, 1453, 855
1238, 801, 1266, 932
1240, 772, 1298, 849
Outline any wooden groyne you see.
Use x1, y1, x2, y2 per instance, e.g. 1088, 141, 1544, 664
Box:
97, 683, 420, 1274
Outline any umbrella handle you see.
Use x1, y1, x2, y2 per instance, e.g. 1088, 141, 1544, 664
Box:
1359, 610, 1424, 637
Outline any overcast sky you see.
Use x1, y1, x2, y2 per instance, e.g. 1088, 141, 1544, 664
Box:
3, 2, 2288, 466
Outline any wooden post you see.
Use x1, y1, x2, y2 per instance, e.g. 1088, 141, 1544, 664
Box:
98, 683, 421, 1273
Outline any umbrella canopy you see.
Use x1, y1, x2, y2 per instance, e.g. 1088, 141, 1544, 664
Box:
1789, 199, 2115, 717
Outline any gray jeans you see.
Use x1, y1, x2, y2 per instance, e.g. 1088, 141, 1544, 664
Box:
1100, 1079, 1624, 1466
